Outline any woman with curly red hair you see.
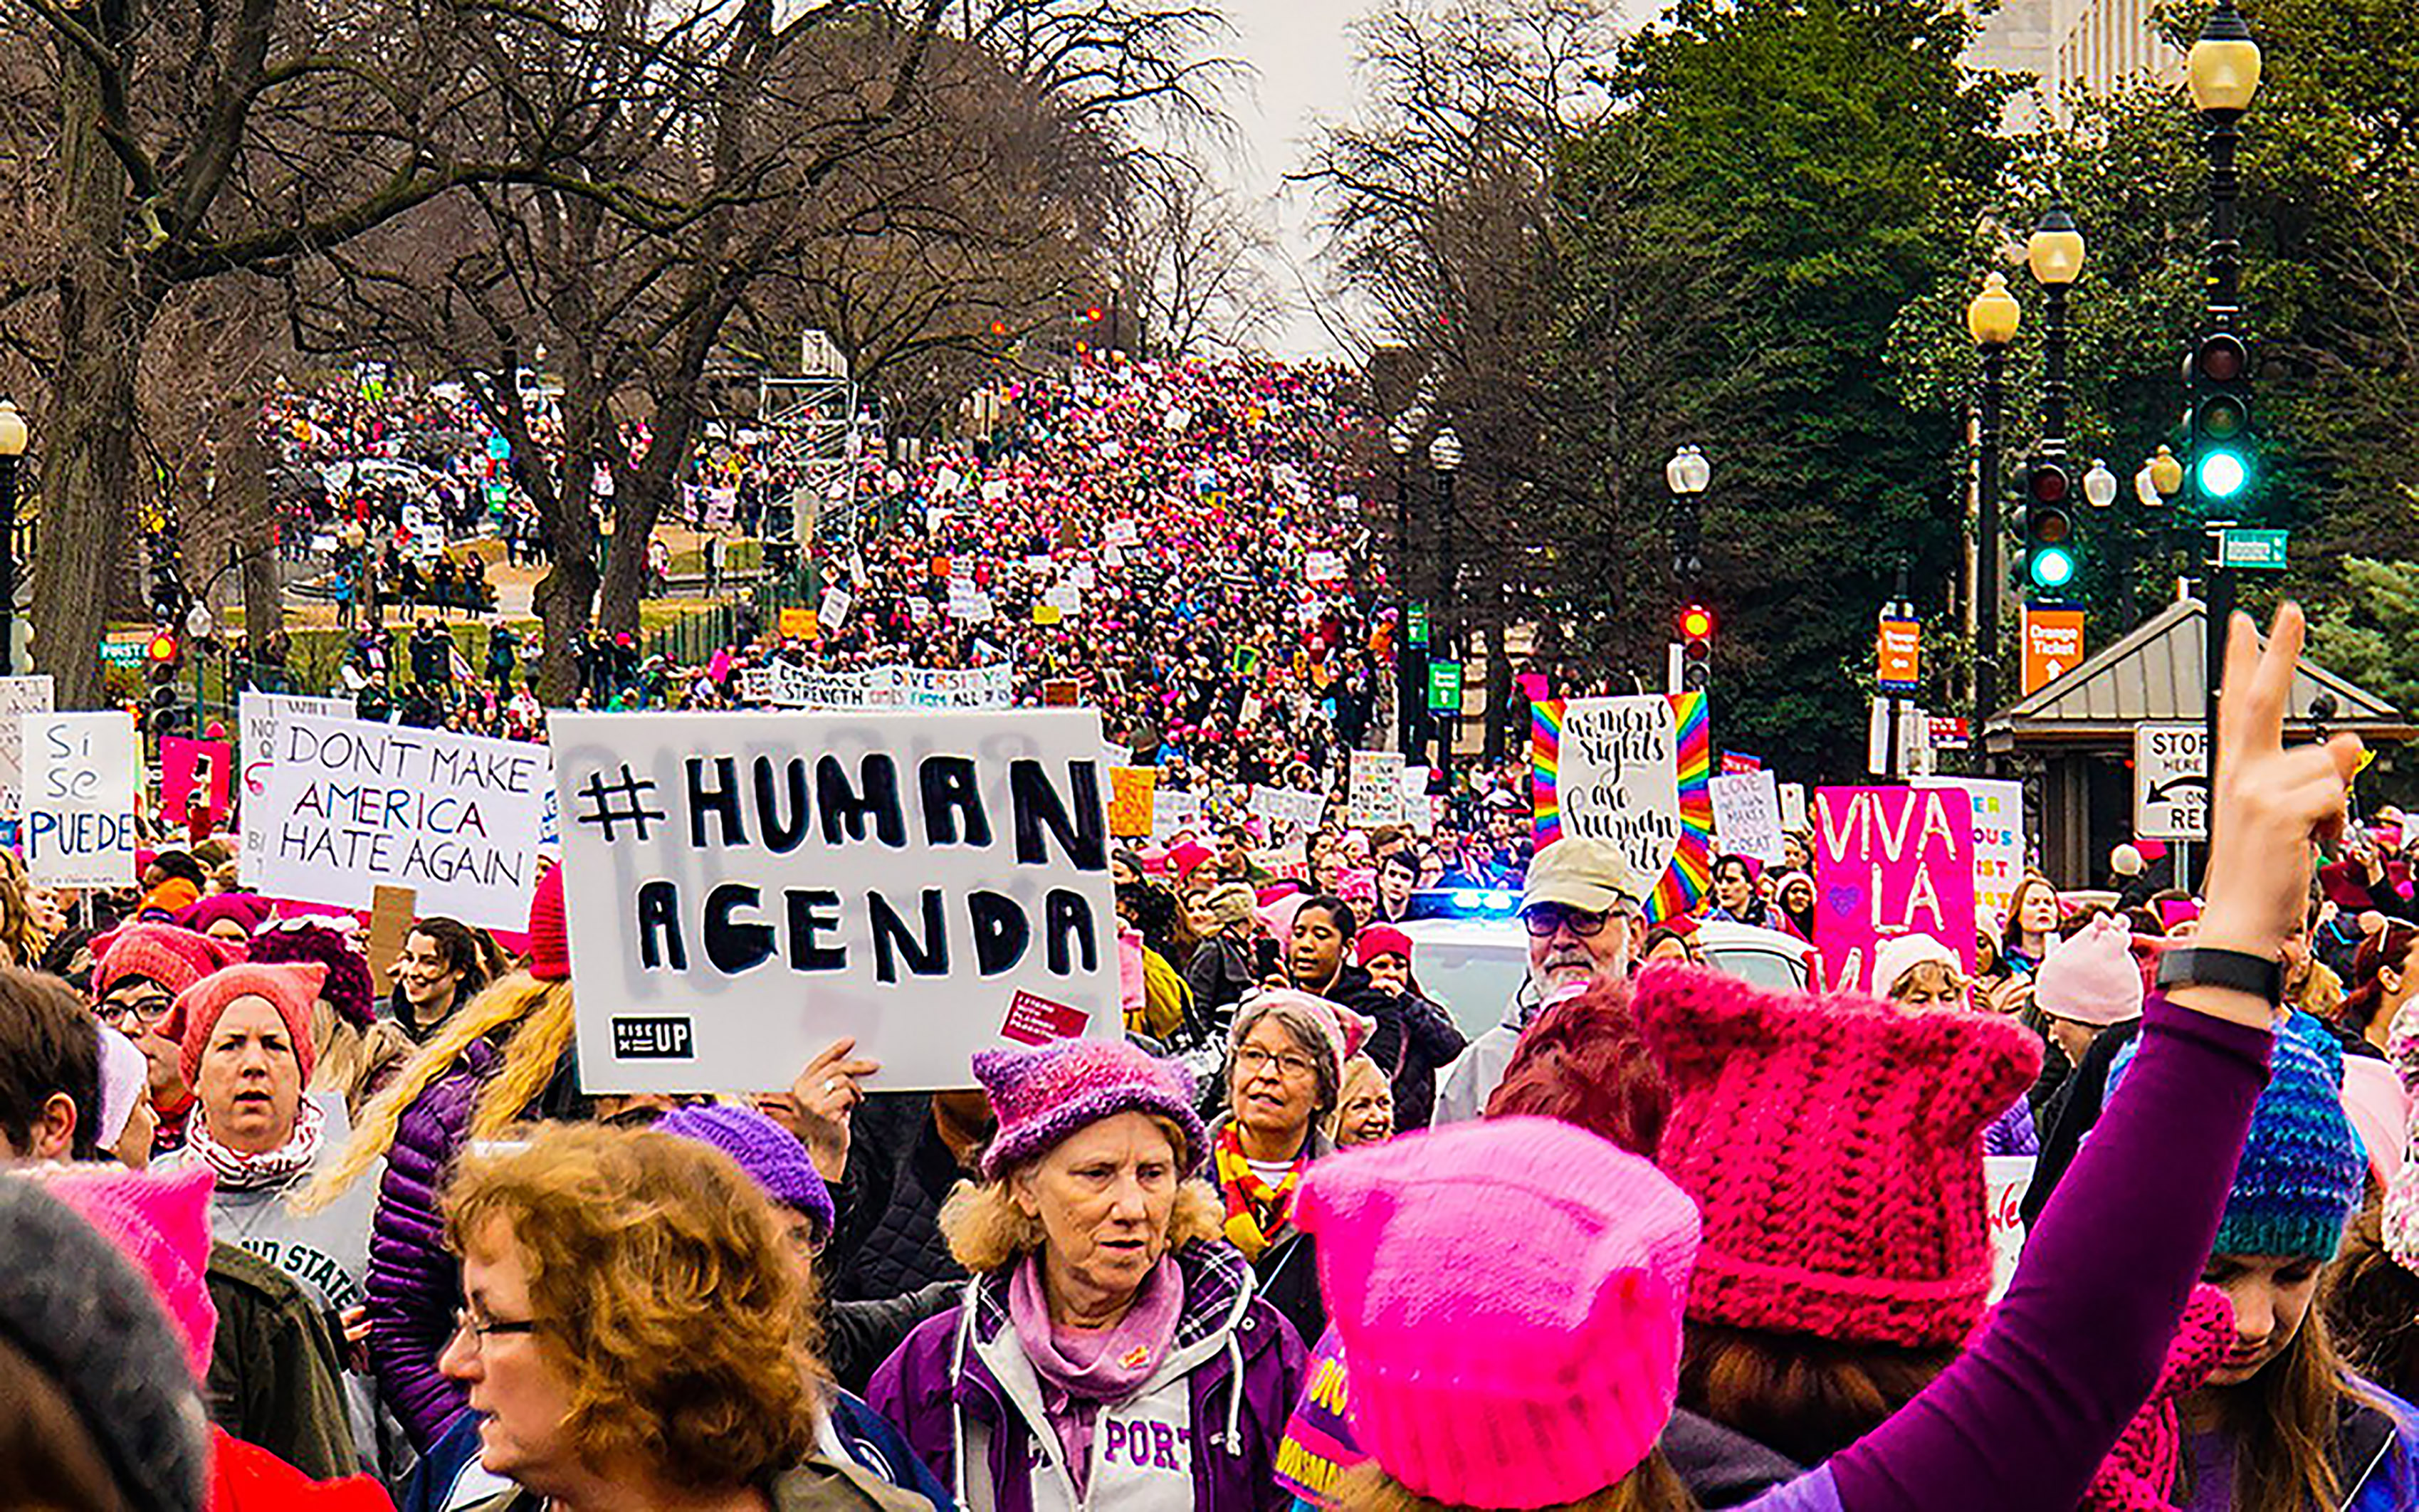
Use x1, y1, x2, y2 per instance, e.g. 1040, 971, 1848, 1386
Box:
439, 1121, 943, 1511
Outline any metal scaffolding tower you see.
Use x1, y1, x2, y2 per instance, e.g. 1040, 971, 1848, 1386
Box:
757, 330, 861, 556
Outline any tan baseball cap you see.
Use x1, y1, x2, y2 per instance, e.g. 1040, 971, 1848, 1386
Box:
1521, 837, 1654, 916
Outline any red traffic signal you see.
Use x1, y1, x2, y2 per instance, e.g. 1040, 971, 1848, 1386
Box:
1678, 604, 1715, 641
2192, 331, 2248, 385
145, 631, 179, 666
1083, 306, 1104, 323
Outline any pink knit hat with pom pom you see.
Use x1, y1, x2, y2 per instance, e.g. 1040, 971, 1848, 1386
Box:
1637, 962, 2040, 1348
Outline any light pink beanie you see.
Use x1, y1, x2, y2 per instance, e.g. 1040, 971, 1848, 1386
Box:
1296, 1117, 1700, 1507
43, 1162, 219, 1379
2035, 913, 2145, 1026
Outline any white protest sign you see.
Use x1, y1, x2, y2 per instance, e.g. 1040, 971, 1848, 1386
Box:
1709, 770, 1785, 865
24, 711, 138, 886
1914, 777, 2026, 930
1779, 782, 1807, 834
1345, 750, 1405, 829
907, 595, 933, 624
1985, 1155, 2033, 1302
1105, 520, 1139, 547
947, 584, 995, 623
817, 585, 854, 629
981, 478, 1010, 504
238, 692, 356, 882
253, 714, 551, 931
1250, 786, 1326, 831
2134, 723, 2208, 841
1303, 550, 1345, 583
0, 675, 56, 814
549, 710, 1122, 1091
1152, 787, 1205, 840
1401, 767, 1437, 834
1042, 583, 1083, 620
1548, 697, 1680, 888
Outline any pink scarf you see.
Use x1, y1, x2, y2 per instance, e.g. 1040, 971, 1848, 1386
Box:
188, 1094, 325, 1190
1008, 1253, 1183, 1496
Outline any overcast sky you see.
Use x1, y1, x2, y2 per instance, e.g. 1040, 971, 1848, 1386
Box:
1221, 0, 1372, 359
1227, 0, 1657, 360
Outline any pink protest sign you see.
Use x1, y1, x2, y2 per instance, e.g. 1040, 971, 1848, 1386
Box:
162, 737, 233, 835
1812, 785, 1976, 996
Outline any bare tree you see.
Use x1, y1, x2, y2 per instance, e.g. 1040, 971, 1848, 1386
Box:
1108, 154, 1285, 357
3, 0, 606, 705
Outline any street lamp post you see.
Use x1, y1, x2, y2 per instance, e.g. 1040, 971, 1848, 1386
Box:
1966, 272, 2020, 747
1429, 425, 1463, 789
1664, 444, 1710, 592
1387, 411, 1424, 762
2190, 0, 2261, 801
2027, 207, 2085, 451
0, 401, 25, 676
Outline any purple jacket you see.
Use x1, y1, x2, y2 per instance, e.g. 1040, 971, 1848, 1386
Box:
869, 1240, 1303, 1512
367, 1039, 499, 1451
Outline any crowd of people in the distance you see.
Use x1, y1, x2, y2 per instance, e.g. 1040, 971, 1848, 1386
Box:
9, 594, 2419, 1509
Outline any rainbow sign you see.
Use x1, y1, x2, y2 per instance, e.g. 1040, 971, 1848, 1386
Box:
1532, 692, 1713, 924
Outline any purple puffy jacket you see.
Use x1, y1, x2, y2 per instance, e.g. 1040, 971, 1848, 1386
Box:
366, 1039, 500, 1451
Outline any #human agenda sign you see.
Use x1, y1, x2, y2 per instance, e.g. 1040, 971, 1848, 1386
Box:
549, 710, 1121, 1092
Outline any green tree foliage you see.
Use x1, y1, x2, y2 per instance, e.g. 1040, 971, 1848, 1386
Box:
1549, 0, 2013, 775
1893, 0, 2419, 659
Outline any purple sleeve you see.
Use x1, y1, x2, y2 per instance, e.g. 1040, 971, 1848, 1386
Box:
1825, 996, 2272, 1512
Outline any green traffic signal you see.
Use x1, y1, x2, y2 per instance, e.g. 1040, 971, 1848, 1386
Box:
2197, 448, 2249, 500
2029, 545, 2078, 591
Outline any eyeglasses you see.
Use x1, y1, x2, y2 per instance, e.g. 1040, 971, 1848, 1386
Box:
1521, 904, 1612, 938
1234, 1045, 1318, 1081
452, 1308, 540, 1350
96, 994, 177, 1031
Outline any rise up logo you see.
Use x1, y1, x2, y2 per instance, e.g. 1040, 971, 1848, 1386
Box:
612, 1017, 696, 1060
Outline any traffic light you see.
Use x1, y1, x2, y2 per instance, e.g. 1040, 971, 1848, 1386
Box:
1083, 306, 1104, 324
2186, 331, 2253, 508
2023, 456, 2078, 592
1677, 602, 1715, 691
144, 629, 184, 736
147, 553, 188, 623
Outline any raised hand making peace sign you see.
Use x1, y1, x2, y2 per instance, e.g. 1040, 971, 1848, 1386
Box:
2184, 604, 2365, 1027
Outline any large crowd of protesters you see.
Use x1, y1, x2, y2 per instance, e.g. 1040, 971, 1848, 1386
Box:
9, 347, 2419, 1510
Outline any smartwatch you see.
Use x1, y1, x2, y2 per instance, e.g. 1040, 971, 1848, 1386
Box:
2154, 946, 2285, 1006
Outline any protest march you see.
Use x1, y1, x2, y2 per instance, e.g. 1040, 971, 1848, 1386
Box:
2, 345, 2415, 1512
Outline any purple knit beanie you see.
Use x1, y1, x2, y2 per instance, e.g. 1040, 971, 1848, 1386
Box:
244, 918, 377, 1029
654, 1104, 836, 1244
972, 1038, 1206, 1180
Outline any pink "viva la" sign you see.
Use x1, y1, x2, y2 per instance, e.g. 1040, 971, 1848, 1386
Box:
1812, 786, 1977, 996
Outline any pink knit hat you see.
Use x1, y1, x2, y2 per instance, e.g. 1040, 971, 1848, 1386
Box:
1296, 1117, 1700, 1507
1637, 962, 2040, 1349
43, 1163, 219, 1378
528, 864, 570, 982
2035, 913, 2144, 1027
91, 923, 244, 1000
972, 1037, 1207, 1180
1355, 924, 1414, 967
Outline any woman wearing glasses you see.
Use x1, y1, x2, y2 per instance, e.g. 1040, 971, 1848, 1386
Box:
439, 1121, 943, 1512
1202, 989, 1369, 1350
89, 920, 243, 1157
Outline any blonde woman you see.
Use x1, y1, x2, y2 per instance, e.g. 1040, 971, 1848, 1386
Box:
871, 1036, 1303, 1511
303, 870, 582, 1451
